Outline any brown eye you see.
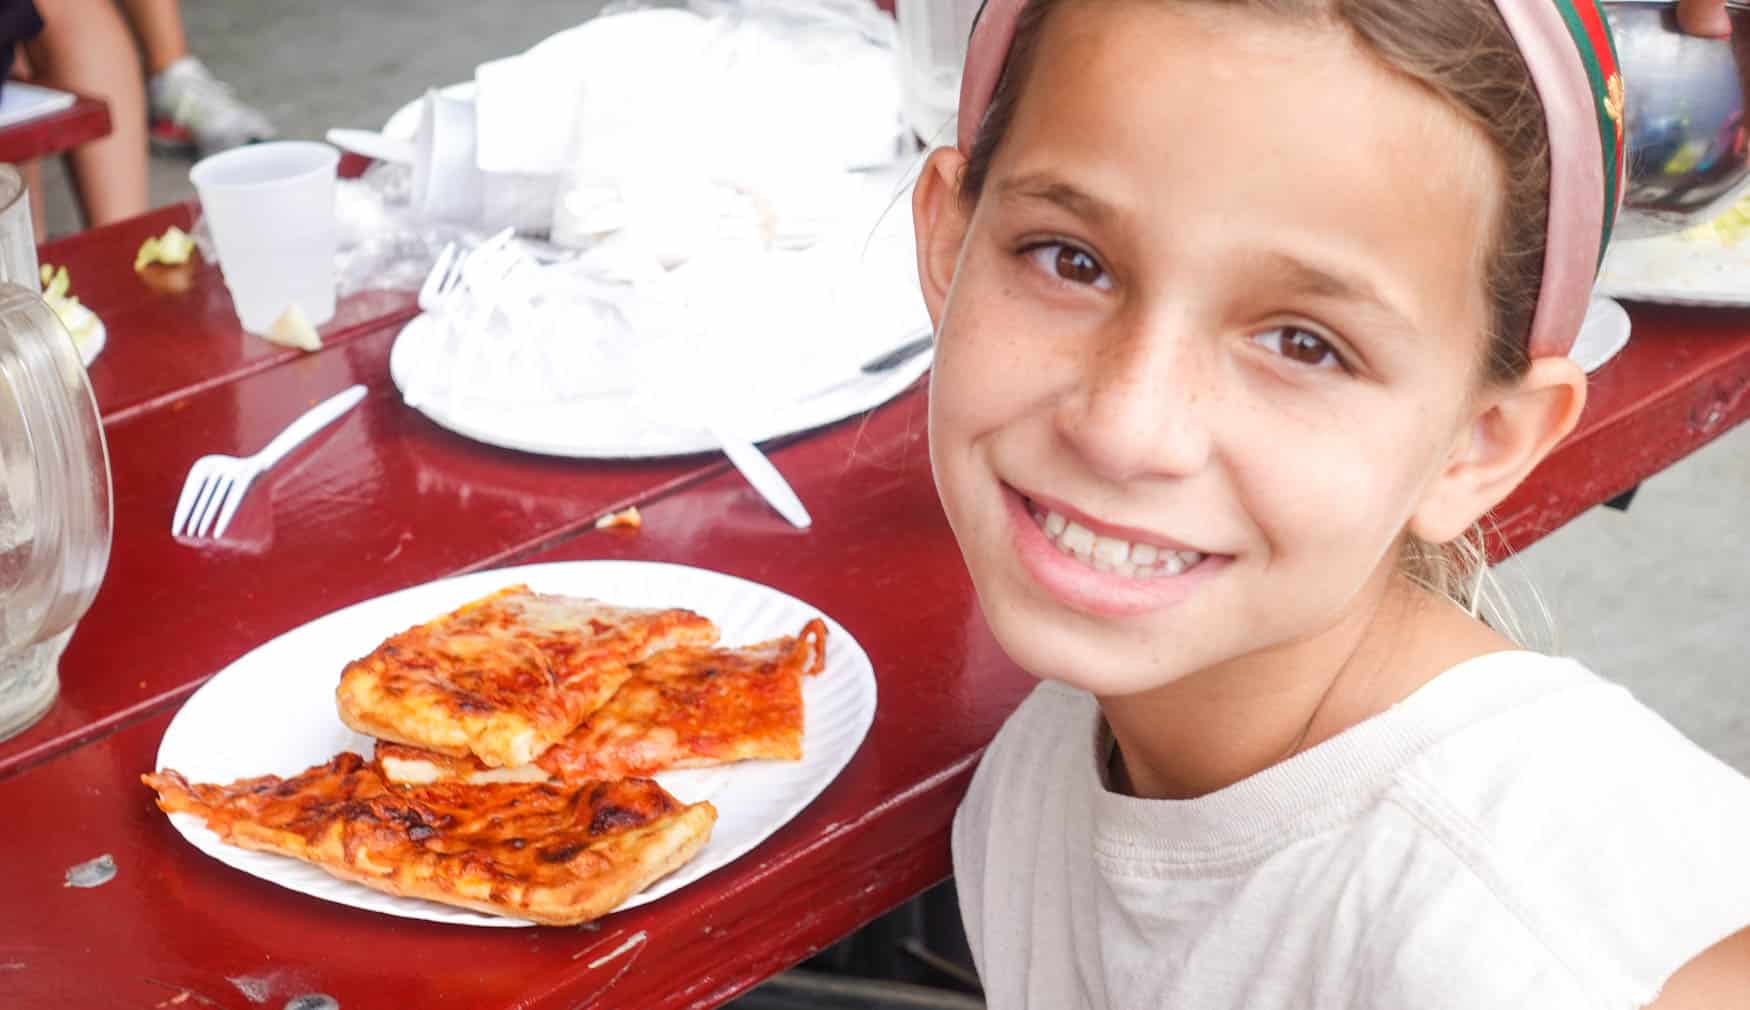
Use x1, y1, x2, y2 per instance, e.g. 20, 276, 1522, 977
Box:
1025, 243, 1112, 290
1282, 329, 1331, 365
1055, 247, 1103, 285
1254, 327, 1341, 370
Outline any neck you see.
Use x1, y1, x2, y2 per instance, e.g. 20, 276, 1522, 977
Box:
1100, 572, 1510, 800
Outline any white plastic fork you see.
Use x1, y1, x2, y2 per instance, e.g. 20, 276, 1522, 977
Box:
415, 242, 465, 312
414, 227, 513, 314
171, 385, 369, 540
405, 230, 530, 408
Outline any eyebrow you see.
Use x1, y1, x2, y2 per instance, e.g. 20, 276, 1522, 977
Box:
1248, 250, 1417, 334
994, 173, 1118, 230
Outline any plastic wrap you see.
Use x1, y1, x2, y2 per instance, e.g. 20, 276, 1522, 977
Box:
332, 163, 486, 296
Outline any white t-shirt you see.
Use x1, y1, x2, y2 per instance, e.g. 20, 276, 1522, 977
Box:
953, 651, 1750, 1009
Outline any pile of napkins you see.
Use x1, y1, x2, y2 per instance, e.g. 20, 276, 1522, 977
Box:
460, 1, 906, 247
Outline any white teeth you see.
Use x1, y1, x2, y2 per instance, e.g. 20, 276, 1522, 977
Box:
1060, 521, 1095, 557
1091, 535, 1129, 565
1031, 506, 1209, 579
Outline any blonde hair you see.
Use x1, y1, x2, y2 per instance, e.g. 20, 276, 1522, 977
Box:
958, 0, 1554, 626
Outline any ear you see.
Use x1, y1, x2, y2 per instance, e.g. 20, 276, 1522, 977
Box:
1409, 355, 1589, 544
912, 146, 973, 330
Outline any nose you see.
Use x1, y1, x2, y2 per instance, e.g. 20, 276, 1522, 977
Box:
1052, 313, 1212, 483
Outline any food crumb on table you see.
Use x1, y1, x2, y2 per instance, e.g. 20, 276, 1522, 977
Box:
595, 507, 642, 531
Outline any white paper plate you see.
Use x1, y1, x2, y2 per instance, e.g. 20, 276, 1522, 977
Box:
1572, 296, 1631, 373
1597, 230, 1750, 307
389, 312, 931, 459
154, 561, 877, 927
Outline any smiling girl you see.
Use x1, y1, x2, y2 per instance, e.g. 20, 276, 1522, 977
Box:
910, 0, 1750, 1005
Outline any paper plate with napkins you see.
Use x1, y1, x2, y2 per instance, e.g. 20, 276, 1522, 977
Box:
381, 2, 931, 458
389, 168, 932, 459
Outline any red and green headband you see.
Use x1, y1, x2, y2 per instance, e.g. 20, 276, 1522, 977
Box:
957, 0, 1626, 359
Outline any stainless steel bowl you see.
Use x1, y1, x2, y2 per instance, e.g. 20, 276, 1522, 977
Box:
1608, 0, 1750, 237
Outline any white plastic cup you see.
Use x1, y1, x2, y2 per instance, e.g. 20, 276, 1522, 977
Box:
190, 141, 339, 335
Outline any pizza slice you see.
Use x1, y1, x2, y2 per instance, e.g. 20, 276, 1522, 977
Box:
335, 585, 718, 768
143, 752, 715, 926
376, 619, 828, 786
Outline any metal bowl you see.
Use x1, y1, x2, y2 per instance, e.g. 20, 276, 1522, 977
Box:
1608, 0, 1750, 237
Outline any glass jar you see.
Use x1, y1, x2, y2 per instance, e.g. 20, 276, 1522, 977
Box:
0, 281, 112, 741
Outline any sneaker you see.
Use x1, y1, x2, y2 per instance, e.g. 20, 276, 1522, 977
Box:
147, 56, 276, 158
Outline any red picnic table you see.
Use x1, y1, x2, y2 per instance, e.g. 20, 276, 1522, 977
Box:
0, 194, 1745, 1008
0, 91, 109, 165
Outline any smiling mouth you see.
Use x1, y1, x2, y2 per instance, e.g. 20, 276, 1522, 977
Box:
1023, 496, 1211, 579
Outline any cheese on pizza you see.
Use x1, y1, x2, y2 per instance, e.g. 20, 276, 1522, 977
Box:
143, 753, 715, 926
376, 619, 827, 786
335, 586, 718, 768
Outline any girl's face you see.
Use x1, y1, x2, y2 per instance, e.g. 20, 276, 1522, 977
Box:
922, 2, 1509, 696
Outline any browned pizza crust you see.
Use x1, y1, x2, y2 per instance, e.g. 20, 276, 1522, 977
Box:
375, 620, 828, 786
334, 585, 718, 768
143, 753, 715, 926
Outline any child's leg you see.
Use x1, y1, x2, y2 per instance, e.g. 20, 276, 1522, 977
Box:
20, 160, 45, 242
22, 0, 148, 227
116, 0, 185, 76
119, 0, 274, 158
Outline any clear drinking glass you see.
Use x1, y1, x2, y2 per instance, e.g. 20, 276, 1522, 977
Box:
893, 0, 983, 144
0, 270, 112, 739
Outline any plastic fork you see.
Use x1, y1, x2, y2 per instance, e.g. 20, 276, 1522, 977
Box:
415, 227, 514, 313
171, 385, 369, 540
406, 230, 533, 408
416, 242, 465, 312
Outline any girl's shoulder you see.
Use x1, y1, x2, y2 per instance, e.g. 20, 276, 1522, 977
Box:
1390, 650, 1750, 1006
1399, 649, 1746, 809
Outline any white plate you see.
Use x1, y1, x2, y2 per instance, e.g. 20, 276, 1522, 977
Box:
1597, 230, 1750, 307
389, 312, 931, 459
1572, 296, 1632, 373
154, 560, 878, 927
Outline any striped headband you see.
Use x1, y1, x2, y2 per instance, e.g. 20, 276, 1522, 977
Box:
956, 0, 1626, 359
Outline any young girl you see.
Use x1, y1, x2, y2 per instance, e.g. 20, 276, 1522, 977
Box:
909, 0, 1750, 1005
